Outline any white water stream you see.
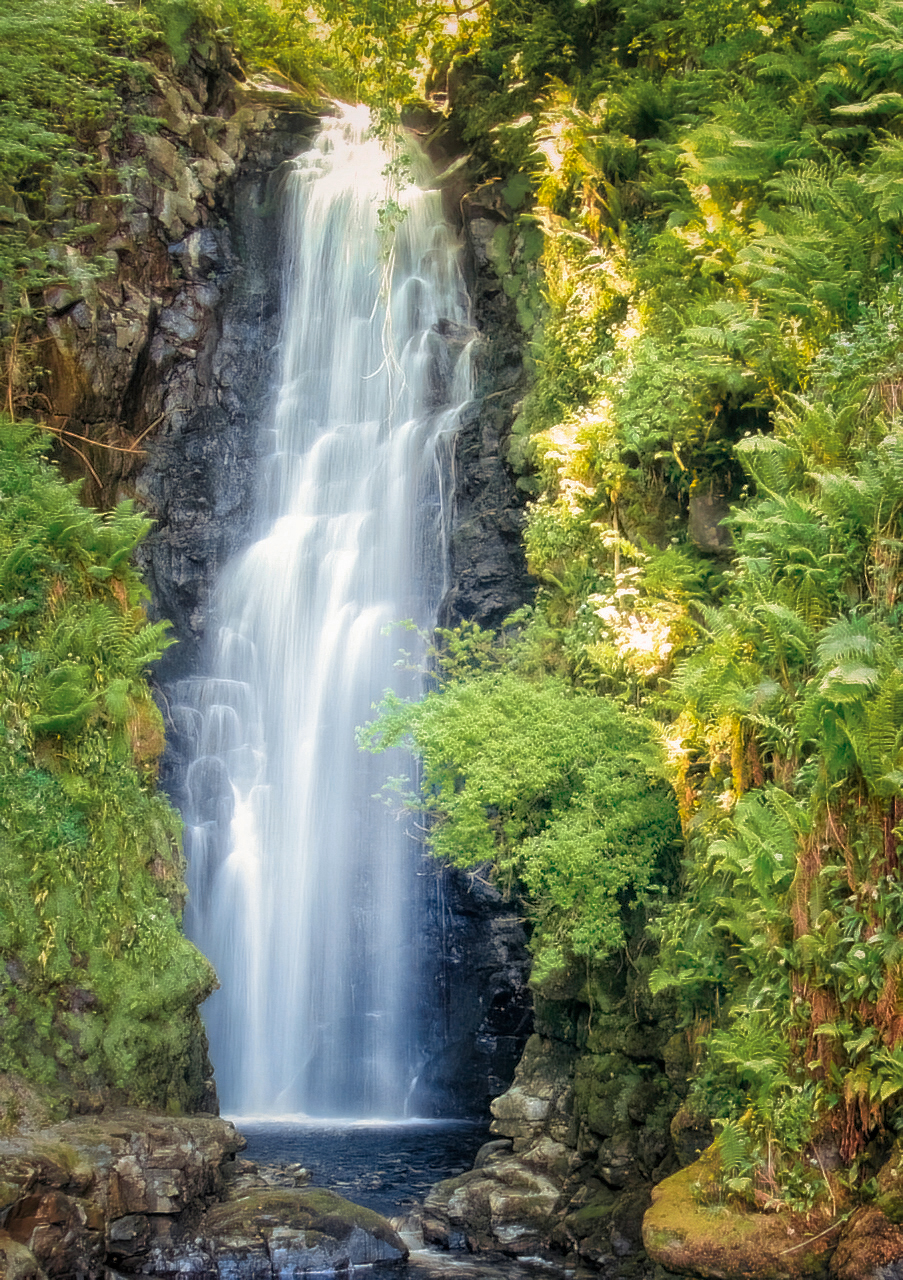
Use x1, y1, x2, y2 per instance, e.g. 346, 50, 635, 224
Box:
179, 107, 472, 1118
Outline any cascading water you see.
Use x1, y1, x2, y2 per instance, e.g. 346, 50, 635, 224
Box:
178, 106, 473, 1119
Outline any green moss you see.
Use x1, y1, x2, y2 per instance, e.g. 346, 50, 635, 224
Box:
565, 1195, 616, 1229
0, 420, 214, 1111
204, 1188, 404, 1245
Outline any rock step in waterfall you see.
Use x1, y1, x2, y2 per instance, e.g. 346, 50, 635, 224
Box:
177, 105, 474, 1120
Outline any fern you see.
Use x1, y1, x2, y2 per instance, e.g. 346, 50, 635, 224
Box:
816, 617, 876, 666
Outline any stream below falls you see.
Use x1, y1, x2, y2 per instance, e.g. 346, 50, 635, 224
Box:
235, 1121, 584, 1280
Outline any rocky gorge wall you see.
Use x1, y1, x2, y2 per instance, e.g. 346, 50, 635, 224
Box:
420, 950, 700, 1279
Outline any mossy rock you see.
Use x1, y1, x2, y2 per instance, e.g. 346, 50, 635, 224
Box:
572, 1056, 628, 1139
669, 1100, 714, 1170
0, 1231, 45, 1280
564, 1192, 616, 1234
643, 1163, 838, 1279
201, 1187, 407, 1265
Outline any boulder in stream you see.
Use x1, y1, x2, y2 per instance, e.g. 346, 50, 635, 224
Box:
196, 1188, 409, 1278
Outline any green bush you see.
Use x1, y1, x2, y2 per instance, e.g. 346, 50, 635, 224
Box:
360, 668, 680, 982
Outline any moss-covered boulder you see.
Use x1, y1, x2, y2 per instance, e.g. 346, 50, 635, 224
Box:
0, 1230, 47, 1280
199, 1188, 408, 1276
422, 1154, 565, 1256
643, 1163, 839, 1279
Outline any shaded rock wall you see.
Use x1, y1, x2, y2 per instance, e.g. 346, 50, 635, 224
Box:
439, 180, 536, 629
408, 165, 537, 1117
414, 863, 533, 1118
422, 962, 693, 1278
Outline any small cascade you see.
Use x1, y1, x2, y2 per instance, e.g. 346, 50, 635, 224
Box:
176, 106, 473, 1119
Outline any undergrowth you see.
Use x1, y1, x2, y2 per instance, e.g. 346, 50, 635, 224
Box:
0, 419, 214, 1110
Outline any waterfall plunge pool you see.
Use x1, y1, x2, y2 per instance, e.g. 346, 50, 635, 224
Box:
234, 1118, 488, 1216
229, 1119, 579, 1280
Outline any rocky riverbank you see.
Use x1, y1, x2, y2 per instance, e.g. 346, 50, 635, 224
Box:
0, 1109, 407, 1279
419, 951, 692, 1280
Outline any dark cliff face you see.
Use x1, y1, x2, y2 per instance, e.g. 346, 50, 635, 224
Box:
439, 184, 536, 631
131, 110, 322, 685
413, 861, 533, 1119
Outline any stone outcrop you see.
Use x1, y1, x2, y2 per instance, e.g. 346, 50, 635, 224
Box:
0, 1112, 406, 1279
421, 957, 688, 1279
196, 1189, 407, 1279
0, 1109, 242, 1277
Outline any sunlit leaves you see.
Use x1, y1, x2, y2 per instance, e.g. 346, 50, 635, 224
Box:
361, 670, 679, 979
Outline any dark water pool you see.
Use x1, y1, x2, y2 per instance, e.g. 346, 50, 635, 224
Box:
235, 1119, 489, 1217
230, 1120, 576, 1280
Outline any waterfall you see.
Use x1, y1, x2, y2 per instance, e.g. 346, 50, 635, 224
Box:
178, 106, 472, 1119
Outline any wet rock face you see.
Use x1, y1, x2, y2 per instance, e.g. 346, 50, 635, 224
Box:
438, 184, 535, 631
197, 1188, 407, 1280
131, 111, 320, 687
413, 863, 533, 1119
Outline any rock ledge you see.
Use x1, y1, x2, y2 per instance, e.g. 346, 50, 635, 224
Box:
0, 1112, 406, 1279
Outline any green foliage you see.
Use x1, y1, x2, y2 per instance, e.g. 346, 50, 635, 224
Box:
648, 309, 903, 1190
318, 0, 903, 1208
0, 0, 161, 338
360, 670, 680, 980
0, 419, 214, 1108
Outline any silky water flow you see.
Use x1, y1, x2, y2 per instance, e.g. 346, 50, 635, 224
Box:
178, 107, 473, 1120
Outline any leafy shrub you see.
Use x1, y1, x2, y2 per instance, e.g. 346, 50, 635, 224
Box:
360, 669, 680, 981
